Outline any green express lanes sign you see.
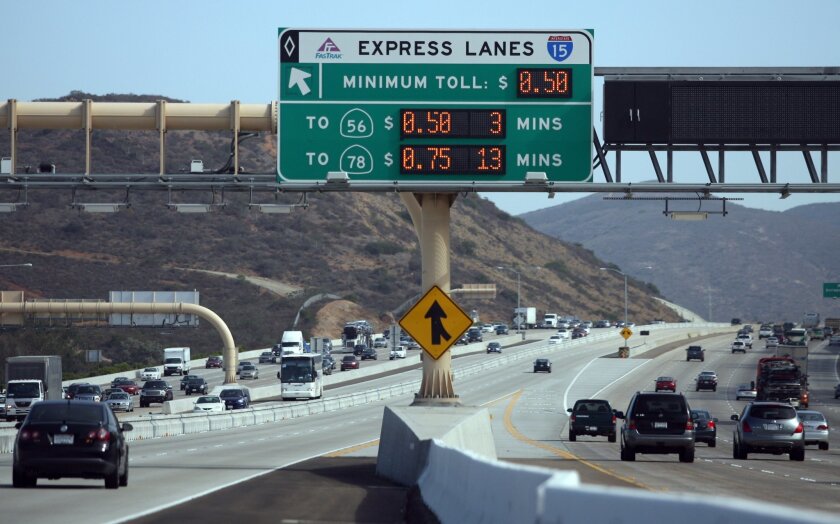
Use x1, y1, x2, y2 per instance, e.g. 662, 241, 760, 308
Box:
277, 29, 593, 188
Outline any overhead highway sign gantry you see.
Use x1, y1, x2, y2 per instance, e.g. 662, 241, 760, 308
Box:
277, 28, 594, 189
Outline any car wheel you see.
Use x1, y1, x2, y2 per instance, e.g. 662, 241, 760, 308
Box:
105, 464, 120, 489
679, 448, 695, 463
819, 442, 829, 451
119, 452, 129, 487
620, 446, 635, 462
790, 448, 805, 461
695, 387, 699, 392
608, 433, 616, 443
708, 439, 716, 448
568, 430, 576, 442
140, 401, 146, 408
713, 387, 717, 392
12, 467, 36, 488
735, 442, 748, 460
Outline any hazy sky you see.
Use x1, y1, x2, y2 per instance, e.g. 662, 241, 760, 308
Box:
3, 0, 838, 215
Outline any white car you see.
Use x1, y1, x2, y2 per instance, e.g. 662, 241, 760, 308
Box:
389, 345, 407, 360
193, 395, 225, 412
556, 328, 571, 339
731, 340, 747, 353
548, 335, 563, 345
765, 336, 779, 348
140, 367, 161, 381
373, 337, 388, 348
736, 333, 753, 348
758, 326, 774, 339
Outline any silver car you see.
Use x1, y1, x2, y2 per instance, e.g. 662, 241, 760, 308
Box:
797, 410, 830, 450
105, 391, 134, 412
239, 364, 259, 380
735, 383, 757, 401
765, 336, 779, 348
731, 402, 805, 460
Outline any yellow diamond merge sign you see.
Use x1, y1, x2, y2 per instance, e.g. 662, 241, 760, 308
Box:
399, 285, 473, 360
620, 327, 633, 340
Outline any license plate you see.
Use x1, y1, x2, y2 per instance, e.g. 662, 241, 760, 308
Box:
763, 424, 781, 431
587, 426, 598, 431
53, 434, 74, 445
654, 422, 668, 429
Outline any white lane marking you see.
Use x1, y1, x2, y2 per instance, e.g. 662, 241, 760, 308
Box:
589, 360, 653, 400
730, 464, 742, 468
214, 444, 223, 448
801, 477, 817, 483
562, 358, 598, 413
187, 448, 197, 452
761, 470, 774, 474
157, 452, 168, 456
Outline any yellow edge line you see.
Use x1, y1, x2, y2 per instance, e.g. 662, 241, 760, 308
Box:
324, 439, 380, 458
502, 389, 653, 490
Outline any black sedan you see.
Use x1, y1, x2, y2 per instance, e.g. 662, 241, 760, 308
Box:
13, 400, 132, 489
690, 409, 717, 447
486, 342, 502, 354
361, 346, 378, 360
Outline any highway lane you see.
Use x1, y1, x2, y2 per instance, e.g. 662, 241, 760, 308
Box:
19, 325, 838, 523
489, 332, 840, 515
0, 326, 668, 522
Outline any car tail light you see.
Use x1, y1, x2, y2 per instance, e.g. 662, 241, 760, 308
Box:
706, 420, 715, 429
570, 415, 576, 423
86, 427, 111, 443
628, 419, 637, 430
794, 422, 804, 434
611, 415, 616, 424
742, 421, 752, 433
816, 424, 829, 431
19, 429, 42, 442
685, 419, 694, 430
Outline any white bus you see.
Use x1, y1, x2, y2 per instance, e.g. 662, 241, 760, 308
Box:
278, 354, 323, 400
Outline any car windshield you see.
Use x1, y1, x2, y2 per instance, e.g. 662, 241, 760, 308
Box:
145, 381, 166, 388
6, 382, 41, 398
109, 393, 129, 400
165, 358, 182, 363
691, 410, 711, 419
196, 396, 220, 404
242, 365, 255, 371
657, 377, 673, 382
219, 390, 243, 399
29, 403, 104, 424
343, 356, 356, 362
749, 405, 797, 420
144, 368, 157, 372
738, 384, 754, 390
187, 377, 204, 383
636, 397, 685, 414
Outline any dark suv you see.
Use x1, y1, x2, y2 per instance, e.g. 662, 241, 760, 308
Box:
467, 328, 483, 343
139, 380, 173, 407
617, 392, 695, 462
686, 346, 705, 362
183, 376, 209, 395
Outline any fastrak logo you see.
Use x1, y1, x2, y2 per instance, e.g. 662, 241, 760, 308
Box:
316, 37, 342, 59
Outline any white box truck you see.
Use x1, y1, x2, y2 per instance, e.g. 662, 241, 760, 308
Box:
279, 331, 305, 356
4, 356, 63, 421
513, 307, 537, 329
163, 347, 191, 376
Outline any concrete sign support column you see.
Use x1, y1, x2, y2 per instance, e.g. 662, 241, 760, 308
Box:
403, 192, 459, 404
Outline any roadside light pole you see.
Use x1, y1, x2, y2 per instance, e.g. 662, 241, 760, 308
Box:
497, 266, 521, 331
599, 267, 627, 326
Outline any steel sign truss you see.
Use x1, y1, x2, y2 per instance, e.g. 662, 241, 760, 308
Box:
0, 68, 839, 206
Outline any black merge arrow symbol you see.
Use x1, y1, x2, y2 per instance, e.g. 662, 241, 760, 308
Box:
424, 300, 451, 345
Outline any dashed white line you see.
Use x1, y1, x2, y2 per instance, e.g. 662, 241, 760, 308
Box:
801, 477, 817, 483
214, 444, 223, 448
761, 470, 774, 474
187, 448, 197, 452
730, 464, 742, 468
